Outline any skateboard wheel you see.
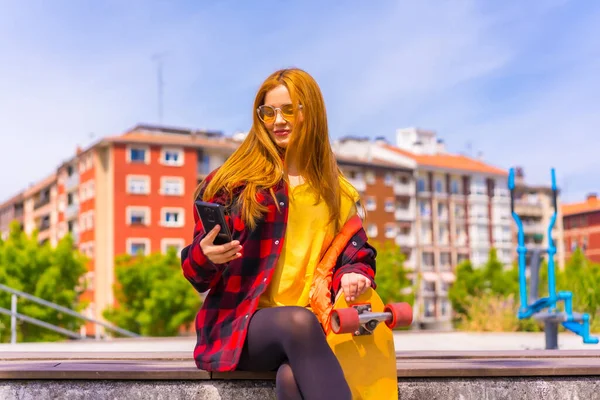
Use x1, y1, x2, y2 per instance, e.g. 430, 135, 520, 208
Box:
384, 302, 413, 329
331, 307, 360, 334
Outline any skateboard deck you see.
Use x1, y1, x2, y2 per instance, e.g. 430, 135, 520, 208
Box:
326, 288, 412, 400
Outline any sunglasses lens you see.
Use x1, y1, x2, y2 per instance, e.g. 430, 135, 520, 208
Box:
259, 106, 275, 122
281, 104, 295, 118
258, 104, 298, 123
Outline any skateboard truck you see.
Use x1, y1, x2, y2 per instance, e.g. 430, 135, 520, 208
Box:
331, 302, 413, 336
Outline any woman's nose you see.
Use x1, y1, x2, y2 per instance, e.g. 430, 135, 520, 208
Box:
274, 109, 286, 125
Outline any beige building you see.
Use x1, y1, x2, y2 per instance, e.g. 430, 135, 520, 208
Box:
511, 168, 565, 268
1, 174, 59, 246
335, 128, 512, 330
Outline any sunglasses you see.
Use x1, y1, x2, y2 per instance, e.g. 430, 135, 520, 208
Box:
256, 104, 303, 124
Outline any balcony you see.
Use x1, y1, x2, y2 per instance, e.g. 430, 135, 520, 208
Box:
514, 200, 543, 217
65, 174, 80, 191
437, 213, 449, 222
34, 197, 51, 210
468, 193, 489, 203
394, 182, 415, 196
395, 207, 416, 221
65, 204, 79, 220
493, 238, 513, 248
469, 215, 490, 224
395, 235, 415, 247
523, 222, 544, 235
433, 191, 448, 199
450, 192, 465, 201
38, 219, 51, 232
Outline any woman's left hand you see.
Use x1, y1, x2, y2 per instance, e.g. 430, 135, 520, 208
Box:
340, 273, 371, 302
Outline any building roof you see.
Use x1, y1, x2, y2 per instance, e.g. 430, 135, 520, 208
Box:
382, 144, 507, 176
562, 195, 600, 217
99, 132, 239, 152
23, 173, 57, 197
335, 154, 412, 171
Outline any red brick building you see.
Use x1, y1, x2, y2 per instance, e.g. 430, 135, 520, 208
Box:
562, 193, 600, 263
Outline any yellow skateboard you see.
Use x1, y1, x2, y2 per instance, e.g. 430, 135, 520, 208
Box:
326, 288, 413, 400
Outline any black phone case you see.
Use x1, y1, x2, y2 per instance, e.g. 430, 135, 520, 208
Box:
195, 201, 233, 245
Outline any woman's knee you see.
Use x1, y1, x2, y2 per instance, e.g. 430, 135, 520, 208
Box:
288, 306, 321, 330
276, 363, 300, 397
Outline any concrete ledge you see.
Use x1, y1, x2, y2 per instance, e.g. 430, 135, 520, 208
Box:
2, 377, 600, 400
2, 351, 600, 399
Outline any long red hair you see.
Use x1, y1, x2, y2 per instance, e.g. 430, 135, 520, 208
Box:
195, 68, 354, 231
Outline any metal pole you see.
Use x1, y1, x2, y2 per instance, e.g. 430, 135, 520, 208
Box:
11, 294, 17, 344
545, 320, 559, 350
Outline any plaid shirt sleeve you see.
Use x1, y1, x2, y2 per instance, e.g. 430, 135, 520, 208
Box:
181, 171, 232, 294
331, 226, 377, 294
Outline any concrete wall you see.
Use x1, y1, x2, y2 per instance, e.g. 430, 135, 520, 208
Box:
2, 377, 598, 400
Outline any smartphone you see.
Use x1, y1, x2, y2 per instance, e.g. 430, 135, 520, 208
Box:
195, 200, 233, 245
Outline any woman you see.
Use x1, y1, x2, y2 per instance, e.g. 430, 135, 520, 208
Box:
181, 68, 377, 400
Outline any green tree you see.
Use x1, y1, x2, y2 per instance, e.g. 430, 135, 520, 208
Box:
372, 241, 413, 306
103, 247, 202, 336
556, 248, 600, 330
0, 221, 88, 342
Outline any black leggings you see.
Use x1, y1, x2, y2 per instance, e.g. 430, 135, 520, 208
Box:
237, 306, 351, 400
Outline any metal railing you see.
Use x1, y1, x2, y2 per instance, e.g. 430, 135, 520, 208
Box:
0, 283, 140, 344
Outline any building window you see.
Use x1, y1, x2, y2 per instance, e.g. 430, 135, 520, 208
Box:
161, 147, 184, 166
365, 171, 376, 185
161, 208, 185, 228
419, 200, 430, 217
129, 147, 148, 163
437, 202, 447, 218
367, 224, 378, 238
161, 238, 185, 254
385, 224, 396, 238
366, 197, 376, 211
417, 179, 427, 192
435, 180, 443, 193
440, 252, 451, 265
127, 207, 150, 226
424, 281, 435, 293
440, 299, 450, 316
451, 180, 460, 194
160, 177, 184, 196
384, 199, 395, 212
127, 238, 150, 256
424, 298, 435, 318
422, 251, 434, 267
127, 175, 150, 194
384, 173, 393, 186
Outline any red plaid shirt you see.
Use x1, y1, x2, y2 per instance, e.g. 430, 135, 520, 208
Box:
181, 169, 377, 372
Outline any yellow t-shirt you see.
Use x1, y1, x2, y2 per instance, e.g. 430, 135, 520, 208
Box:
258, 176, 360, 308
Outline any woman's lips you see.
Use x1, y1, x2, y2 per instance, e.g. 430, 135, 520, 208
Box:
274, 130, 290, 137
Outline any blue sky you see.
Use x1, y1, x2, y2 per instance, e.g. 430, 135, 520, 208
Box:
1, 1, 599, 203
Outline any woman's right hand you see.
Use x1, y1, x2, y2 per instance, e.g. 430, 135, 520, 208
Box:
200, 225, 243, 264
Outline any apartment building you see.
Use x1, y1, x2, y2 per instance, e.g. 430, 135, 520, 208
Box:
0, 193, 25, 240
0, 174, 59, 245
562, 193, 600, 263
510, 167, 565, 268
335, 152, 417, 269
334, 128, 511, 330
0, 124, 238, 333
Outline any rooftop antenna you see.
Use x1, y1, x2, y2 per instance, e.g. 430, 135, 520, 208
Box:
152, 53, 167, 125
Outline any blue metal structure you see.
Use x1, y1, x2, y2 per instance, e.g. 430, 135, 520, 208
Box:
508, 167, 598, 348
